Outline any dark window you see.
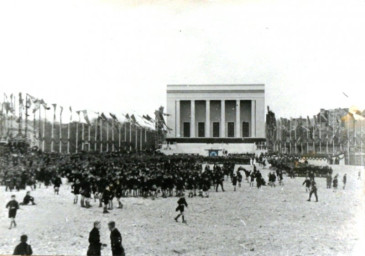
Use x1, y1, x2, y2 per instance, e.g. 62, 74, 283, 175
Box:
242, 122, 250, 137
183, 122, 190, 138
227, 122, 235, 137
213, 122, 220, 137
198, 122, 205, 137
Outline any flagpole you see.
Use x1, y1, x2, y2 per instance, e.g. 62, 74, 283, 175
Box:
100, 118, 103, 153
319, 123, 322, 153
306, 119, 309, 153
76, 112, 79, 153
361, 120, 363, 167
326, 126, 329, 154
51, 105, 56, 153
111, 118, 115, 152
347, 117, 350, 164
42, 106, 46, 152
140, 127, 143, 151
129, 122, 132, 151
24, 94, 28, 140
332, 118, 335, 154
118, 123, 121, 151
294, 121, 297, 154
289, 119, 292, 154
38, 105, 42, 149
313, 126, 315, 153
81, 122, 85, 151
88, 124, 91, 152
67, 107, 71, 154
124, 123, 127, 151
94, 118, 98, 151
106, 120, 109, 152
18, 93, 22, 136
59, 107, 62, 153
3, 95, 7, 138
135, 126, 138, 152
9, 94, 14, 138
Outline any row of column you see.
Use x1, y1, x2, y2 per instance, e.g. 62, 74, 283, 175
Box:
176, 100, 256, 138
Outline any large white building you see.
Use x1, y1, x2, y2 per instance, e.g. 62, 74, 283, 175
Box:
160, 84, 266, 156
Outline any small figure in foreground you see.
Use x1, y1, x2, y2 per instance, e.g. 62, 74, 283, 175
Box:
87, 221, 107, 256
6, 195, 19, 229
13, 235, 33, 256
20, 191, 36, 206
108, 221, 125, 256
174, 195, 188, 224
333, 174, 339, 191
307, 180, 318, 202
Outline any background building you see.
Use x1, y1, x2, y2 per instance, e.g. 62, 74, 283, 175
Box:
160, 84, 266, 156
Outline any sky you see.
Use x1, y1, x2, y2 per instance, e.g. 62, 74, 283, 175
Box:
0, 0, 365, 119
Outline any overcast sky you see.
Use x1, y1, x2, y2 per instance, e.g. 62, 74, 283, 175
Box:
1, 0, 364, 118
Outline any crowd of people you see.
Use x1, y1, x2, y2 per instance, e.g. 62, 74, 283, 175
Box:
1, 141, 359, 255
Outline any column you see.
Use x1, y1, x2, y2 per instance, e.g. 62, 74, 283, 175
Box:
191, 100, 195, 137
235, 100, 241, 137
205, 100, 210, 137
220, 100, 225, 137
251, 100, 256, 137
176, 100, 180, 137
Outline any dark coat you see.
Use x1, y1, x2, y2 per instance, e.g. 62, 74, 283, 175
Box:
87, 228, 101, 256
13, 242, 33, 255
110, 229, 124, 256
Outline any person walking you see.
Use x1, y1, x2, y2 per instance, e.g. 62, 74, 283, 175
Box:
6, 195, 19, 229
307, 180, 318, 202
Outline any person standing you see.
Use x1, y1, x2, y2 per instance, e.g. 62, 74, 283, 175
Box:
13, 235, 32, 255
326, 172, 332, 189
6, 195, 19, 229
333, 174, 339, 191
108, 221, 125, 256
53, 175, 62, 195
87, 221, 107, 256
343, 174, 347, 190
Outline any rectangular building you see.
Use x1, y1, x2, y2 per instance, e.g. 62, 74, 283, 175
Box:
162, 84, 266, 156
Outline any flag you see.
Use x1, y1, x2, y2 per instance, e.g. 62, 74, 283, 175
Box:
100, 113, 108, 121
143, 115, 154, 123
19, 92, 24, 107
109, 113, 118, 121
69, 106, 73, 122
25, 95, 32, 109
131, 114, 137, 123
82, 110, 91, 125
37, 99, 50, 110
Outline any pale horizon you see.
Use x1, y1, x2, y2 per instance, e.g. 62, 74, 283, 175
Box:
1, 0, 365, 119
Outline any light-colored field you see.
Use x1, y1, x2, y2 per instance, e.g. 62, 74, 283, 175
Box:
0, 166, 364, 256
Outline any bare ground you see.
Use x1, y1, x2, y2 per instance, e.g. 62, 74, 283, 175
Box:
0, 165, 364, 256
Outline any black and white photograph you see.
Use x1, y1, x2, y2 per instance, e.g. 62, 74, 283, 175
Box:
0, 0, 364, 255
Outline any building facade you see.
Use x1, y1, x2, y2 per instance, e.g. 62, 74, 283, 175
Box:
161, 84, 265, 156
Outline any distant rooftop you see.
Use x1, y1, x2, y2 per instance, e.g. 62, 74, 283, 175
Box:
167, 84, 265, 93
